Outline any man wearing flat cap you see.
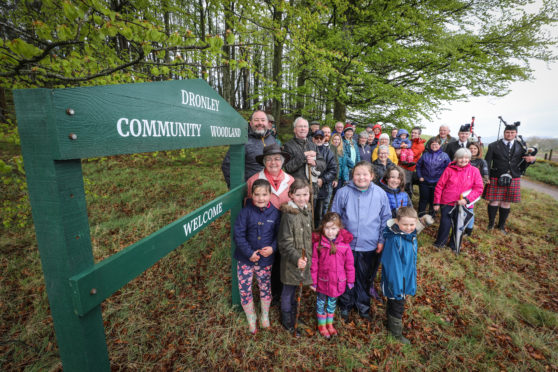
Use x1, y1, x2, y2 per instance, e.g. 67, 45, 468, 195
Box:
483, 123, 536, 233
308, 120, 321, 140
445, 124, 472, 162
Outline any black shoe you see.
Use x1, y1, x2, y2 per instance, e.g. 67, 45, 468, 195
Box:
281, 312, 293, 332
487, 224, 494, 230
340, 309, 350, 323
358, 312, 372, 322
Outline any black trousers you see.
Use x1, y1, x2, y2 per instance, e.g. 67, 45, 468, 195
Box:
369, 249, 383, 287
387, 298, 406, 319
434, 204, 453, 247
418, 181, 437, 216
271, 251, 282, 302
339, 250, 379, 315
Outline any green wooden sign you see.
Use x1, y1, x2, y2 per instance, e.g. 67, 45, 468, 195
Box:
44, 79, 247, 159
13, 80, 246, 371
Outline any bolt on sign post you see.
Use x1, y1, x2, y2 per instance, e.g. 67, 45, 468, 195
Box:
13, 80, 247, 371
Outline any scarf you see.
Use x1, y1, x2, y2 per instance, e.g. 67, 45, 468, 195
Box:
264, 168, 285, 191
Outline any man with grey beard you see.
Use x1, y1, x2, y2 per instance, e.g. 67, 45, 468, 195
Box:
221, 110, 277, 188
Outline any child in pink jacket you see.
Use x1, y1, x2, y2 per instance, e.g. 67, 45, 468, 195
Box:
433, 148, 484, 250
310, 212, 355, 338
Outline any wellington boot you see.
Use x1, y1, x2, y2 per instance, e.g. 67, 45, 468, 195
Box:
260, 299, 271, 328
281, 311, 293, 332
317, 313, 330, 339
387, 315, 410, 344
241, 301, 257, 334
326, 313, 338, 336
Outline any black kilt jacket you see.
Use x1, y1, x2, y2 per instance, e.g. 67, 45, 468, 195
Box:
484, 140, 527, 178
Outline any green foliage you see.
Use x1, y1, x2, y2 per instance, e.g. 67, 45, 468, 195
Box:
288, 0, 558, 127
0, 0, 232, 88
2, 0, 556, 128
525, 160, 558, 186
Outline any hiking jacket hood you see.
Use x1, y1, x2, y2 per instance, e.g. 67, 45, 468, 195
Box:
331, 181, 392, 252
381, 220, 418, 300
311, 229, 355, 297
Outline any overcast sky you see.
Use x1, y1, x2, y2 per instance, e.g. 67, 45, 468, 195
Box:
421, 4, 558, 140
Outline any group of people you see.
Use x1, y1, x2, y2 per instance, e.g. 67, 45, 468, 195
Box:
222, 110, 536, 343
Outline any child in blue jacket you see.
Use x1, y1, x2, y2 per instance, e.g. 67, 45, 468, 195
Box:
370, 166, 410, 300
379, 166, 409, 218
331, 161, 392, 322
381, 206, 419, 344
233, 179, 281, 334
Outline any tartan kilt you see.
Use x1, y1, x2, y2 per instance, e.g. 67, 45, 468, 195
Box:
483, 177, 521, 203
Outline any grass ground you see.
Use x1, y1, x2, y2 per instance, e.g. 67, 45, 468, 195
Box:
525, 160, 558, 187
1, 146, 557, 371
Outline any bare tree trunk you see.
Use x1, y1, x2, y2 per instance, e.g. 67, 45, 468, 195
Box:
333, 99, 346, 122
271, 4, 284, 125
221, 0, 235, 104
295, 65, 307, 115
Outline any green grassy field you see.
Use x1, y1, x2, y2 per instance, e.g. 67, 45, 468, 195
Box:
525, 160, 558, 187
1, 146, 557, 371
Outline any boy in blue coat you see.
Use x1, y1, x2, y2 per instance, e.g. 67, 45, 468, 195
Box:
381, 206, 420, 344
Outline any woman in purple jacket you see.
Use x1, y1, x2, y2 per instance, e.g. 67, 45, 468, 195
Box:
416, 138, 450, 217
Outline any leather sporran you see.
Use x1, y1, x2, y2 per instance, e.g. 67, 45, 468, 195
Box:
497, 173, 512, 187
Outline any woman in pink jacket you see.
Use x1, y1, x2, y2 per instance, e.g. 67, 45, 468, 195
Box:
310, 212, 355, 339
433, 148, 484, 250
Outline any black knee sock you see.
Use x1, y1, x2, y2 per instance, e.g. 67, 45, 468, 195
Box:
487, 205, 499, 227
498, 207, 511, 229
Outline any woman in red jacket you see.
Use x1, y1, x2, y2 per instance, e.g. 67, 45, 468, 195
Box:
432, 148, 484, 250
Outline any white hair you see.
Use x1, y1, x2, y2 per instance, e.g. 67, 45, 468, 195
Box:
378, 145, 390, 153
293, 117, 308, 128
379, 133, 390, 140
454, 148, 472, 161
358, 131, 369, 139
439, 124, 450, 130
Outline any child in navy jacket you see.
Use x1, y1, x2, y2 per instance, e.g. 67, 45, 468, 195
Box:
233, 179, 281, 334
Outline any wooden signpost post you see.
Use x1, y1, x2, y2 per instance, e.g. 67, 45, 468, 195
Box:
13, 79, 247, 371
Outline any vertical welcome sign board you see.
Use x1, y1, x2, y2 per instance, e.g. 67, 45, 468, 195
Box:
13, 80, 247, 371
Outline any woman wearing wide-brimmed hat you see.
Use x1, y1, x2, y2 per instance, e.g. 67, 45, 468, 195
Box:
246, 143, 294, 209
246, 143, 294, 306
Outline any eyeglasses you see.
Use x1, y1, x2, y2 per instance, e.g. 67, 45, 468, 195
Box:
265, 156, 283, 163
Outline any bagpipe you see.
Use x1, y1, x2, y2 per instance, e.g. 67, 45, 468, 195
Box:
517, 134, 538, 175
498, 116, 538, 175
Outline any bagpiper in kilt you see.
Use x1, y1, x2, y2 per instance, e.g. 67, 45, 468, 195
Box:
483, 124, 536, 233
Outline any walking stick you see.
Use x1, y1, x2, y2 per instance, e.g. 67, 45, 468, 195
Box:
292, 160, 314, 336
293, 248, 306, 337
307, 161, 315, 224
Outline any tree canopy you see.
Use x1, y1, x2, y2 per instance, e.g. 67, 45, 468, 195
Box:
1, 0, 557, 128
